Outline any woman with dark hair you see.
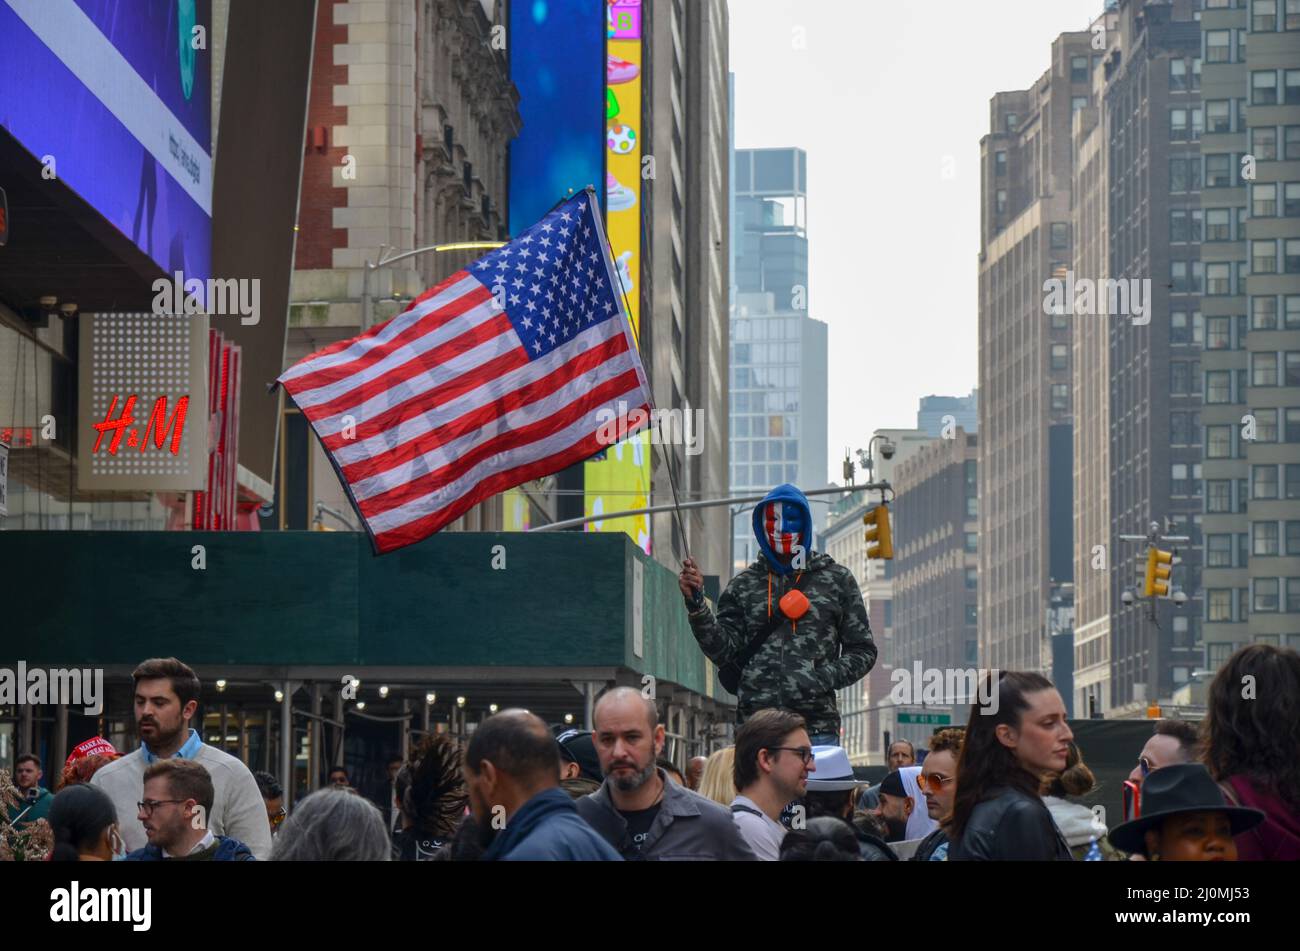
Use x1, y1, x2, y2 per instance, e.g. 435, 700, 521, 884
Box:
948, 670, 1074, 861
391, 734, 469, 861
1042, 742, 1121, 860
47, 784, 123, 862
779, 816, 863, 862
1202, 644, 1300, 860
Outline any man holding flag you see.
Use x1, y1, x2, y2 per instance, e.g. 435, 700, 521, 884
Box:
678, 483, 876, 746
277, 188, 650, 554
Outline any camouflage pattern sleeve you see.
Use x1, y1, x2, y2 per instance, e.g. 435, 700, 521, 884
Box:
818, 566, 877, 691
685, 574, 753, 666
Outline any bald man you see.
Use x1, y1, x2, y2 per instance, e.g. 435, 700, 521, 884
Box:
575, 687, 756, 860
464, 709, 620, 861
685, 756, 708, 791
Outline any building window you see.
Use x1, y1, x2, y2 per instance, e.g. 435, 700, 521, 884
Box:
1254, 239, 1278, 274
1254, 352, 1279, 385
1050, 383, 1069, 412
1208, 590, 1233, 622
1285, 183, 1300, 216
1254, 183, 1278, 216
1171, 108, 1189, 139
1253, 70, 1278, 104
1288, 70, 1300, 104
1255, 408, 1279, 441
1253, 126, 1278, 159
996, 189, 1007, 214
1255, 521, 1280, 555
1206, 30, 1233, 62
1288, 0, 1300, 29
1254, 464, 1280, 499
1005, 113, 1018, 132
995, 150, 1007, 175
1072, 96, 1089, 112
1289, 297, 1300, 329
1206, 262, 1232, 295
1206, 315, 1232, 348
965, 566, 978, 589
1207, 479, 1233, 512
1288, 578, 1300, 613
1207, 370, 1233, 403
1253, 296, 1278, 330
1287, 463, 1300, 499
1206, 208, 1231, 241
1050, 222, 1070, 249
1172, 58, 1189, 88
1206, 99, 1232, 133
1253, 0, 1278, 31
1287, 521, 1300, 554
1207, 425, 1234, 458
1288, 352, 1300, 386
1287, 239, 1300, 273
1287, 126, 1300, 160
1172, 411, 1191, 445
1072, 55, 1090, 83
1205, 154, 1232, 187
1050, 343, 1068, 370
1208, 534, 1234, 567
964, 532, 978, 553
1254, 578, 1281, 612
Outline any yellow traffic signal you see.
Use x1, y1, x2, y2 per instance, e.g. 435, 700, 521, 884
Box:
1144, 546, 1173, 598
863, 504, 893, 560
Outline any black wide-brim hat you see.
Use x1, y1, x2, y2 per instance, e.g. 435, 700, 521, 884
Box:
1107, 763, 1266, 854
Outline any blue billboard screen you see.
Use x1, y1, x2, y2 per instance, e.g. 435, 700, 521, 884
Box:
507, 0, 605, 235
0, 0, 213, 282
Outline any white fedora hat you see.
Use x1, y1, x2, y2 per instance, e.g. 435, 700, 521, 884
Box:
804, 745, 859, 792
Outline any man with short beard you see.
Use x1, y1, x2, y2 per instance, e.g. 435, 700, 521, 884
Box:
91, 657, 271, 859
872, 770, 914, 843
462, 709, 619, 861
576, 687, 756, 860
912, 728, 963, 861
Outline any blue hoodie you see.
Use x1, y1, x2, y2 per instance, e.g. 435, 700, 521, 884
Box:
481, 787, 622, 861
752, 483, 813, 577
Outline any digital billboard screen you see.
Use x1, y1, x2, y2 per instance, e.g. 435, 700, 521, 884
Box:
507, 0, 605, 235
0, 0, 213, 283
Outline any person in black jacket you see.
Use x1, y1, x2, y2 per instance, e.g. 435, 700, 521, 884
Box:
947, 671, 1074, 861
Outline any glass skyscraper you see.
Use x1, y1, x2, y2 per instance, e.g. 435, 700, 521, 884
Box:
730, 147, 829, 575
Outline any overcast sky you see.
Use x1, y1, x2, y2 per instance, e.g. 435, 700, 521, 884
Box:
729, 0, 1103, 483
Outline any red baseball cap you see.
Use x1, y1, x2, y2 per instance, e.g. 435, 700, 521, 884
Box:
64, 737, 119, 768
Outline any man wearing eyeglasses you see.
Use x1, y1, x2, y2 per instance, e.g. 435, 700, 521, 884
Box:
911, 727, 963, 861
1123, 719, 1201, 845
125, 760, 256, 861
731, 709, 816, 860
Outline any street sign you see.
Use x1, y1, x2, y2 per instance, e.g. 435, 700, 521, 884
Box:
898, 712, 950, 725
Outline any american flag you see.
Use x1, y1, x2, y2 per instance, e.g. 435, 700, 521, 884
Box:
277, 189, 650, 553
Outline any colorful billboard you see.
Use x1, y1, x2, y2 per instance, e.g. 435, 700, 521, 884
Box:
585, 0, 650, 554
0, 0, 213, 283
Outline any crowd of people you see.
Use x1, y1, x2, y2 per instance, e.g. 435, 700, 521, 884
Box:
3, 640, 1298, 862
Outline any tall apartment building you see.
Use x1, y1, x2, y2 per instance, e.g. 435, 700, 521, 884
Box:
668, 0, 731, 576
286, 0, 521, 532
730, 147, 829, 575
1200, 0, 1300, 663
891, 431, 980, 749
917, 391, 979, 438
978, 32, 1090, 675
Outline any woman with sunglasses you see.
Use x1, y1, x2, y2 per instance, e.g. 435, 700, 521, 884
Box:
948, 671, 1074, 861
46, 783, 125, 861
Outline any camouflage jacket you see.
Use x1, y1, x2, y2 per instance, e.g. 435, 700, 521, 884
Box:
686, 552, 876, 737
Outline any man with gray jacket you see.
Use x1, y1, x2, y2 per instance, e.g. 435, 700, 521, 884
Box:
575, 687, 756, 860
92, 657, 272, 860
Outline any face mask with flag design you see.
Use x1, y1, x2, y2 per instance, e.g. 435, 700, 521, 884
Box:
762, 500, 806, 558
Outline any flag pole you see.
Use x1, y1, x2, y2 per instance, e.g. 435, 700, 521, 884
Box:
585, 185, 692, 564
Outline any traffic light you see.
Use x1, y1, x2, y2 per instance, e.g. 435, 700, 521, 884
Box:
863, 504, 893, 560
1144, 546, 1173, 598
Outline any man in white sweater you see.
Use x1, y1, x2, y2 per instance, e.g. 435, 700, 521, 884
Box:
91, 657, 272, 860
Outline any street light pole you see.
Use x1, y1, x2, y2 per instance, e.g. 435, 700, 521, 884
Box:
359, 241, 506, 331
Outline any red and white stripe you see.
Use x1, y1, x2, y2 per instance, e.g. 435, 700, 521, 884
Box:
278, 270, 649, 553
